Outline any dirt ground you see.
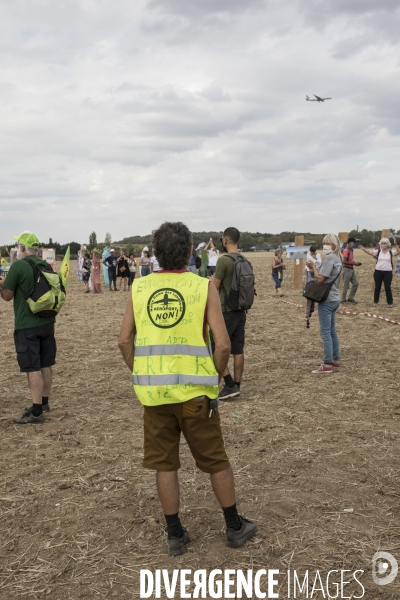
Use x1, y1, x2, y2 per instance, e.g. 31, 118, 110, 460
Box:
1, 251, 400, 599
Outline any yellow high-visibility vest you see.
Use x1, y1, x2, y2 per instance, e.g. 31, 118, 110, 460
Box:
132, 272, 219, 406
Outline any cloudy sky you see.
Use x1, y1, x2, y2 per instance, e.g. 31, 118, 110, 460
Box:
1, 0, 400, 245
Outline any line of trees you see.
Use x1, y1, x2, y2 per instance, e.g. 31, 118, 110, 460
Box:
116, 229, 400, 252
4, 227, 394, 261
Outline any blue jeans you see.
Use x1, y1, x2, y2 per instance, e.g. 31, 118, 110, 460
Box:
272, 271, 282, 289
318, 300, 340, 364
306, 270, 315, 283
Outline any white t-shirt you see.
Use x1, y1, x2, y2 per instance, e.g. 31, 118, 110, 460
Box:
207, 249, 219, 267
374, 249, 393, 271
305, 252, 321, 272
151, 256, 161, 272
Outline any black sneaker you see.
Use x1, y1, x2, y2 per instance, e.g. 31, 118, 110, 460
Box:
14, 413, 45, 424
347, 299, 358, 304
226, 516, 258, 548
218, 384, 240, 400
168, 528, 190, 557
25, 404, 50, 415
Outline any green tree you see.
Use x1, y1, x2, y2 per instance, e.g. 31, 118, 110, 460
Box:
88, 231, 97, 250
239, 232, 255, 251
104, 232, 112, 246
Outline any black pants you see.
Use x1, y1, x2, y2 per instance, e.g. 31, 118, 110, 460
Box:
128, 271, 136, 287
374, 270, 393, 304
108, 268, 117, 288
207, 266, 216, 277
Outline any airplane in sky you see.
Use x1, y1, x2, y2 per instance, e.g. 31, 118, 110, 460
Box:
306, 94, 332, 102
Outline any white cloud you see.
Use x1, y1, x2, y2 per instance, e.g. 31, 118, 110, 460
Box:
1, 0, 400, 243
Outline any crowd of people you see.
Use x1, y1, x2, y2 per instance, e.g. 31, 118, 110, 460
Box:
75, 238, 222, 294
272, 236, 399, 310
1, 225, 399, 557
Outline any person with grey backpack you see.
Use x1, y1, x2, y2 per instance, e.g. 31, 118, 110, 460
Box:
211, 227, 256, 400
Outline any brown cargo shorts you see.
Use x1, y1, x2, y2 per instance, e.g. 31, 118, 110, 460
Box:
143, 397, 230, 474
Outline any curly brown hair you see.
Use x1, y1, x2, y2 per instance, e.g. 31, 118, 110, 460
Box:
152, 222, 192, 270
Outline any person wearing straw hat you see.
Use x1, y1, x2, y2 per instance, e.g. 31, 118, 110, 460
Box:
0, 231, 56, 423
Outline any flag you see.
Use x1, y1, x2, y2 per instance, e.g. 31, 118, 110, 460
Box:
58, 246, 70, 289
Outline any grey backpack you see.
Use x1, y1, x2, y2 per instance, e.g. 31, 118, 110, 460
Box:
224, 254, 256, 311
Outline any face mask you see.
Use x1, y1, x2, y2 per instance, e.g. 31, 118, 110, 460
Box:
323, 245, 333, 254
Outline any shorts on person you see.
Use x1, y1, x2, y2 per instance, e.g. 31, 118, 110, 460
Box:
223, 311, 246, 354
13, 323, 56, 373
143, 397, 230, 473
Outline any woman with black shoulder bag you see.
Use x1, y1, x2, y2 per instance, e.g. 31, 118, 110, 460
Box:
305, 233, 342, 374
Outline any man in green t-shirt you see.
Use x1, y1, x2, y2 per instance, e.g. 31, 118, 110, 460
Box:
211, 227, 246, 400
0, 231, 56, 424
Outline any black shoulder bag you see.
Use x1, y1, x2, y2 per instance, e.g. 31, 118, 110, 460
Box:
303, 262, 342, 303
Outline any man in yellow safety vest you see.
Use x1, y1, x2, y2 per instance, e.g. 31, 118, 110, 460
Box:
118, 221, 257, 556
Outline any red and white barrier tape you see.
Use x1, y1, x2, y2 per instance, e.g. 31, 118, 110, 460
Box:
268, 296, 400, 325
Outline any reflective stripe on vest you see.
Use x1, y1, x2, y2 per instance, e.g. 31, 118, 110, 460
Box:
131, 272, 219, 406
132, 374, 219, 386
135, 344, 210, 357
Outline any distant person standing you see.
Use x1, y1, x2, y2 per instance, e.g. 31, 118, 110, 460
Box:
117, 249, 129, 291
271, 250, 286, 296
140, 251, 152, 276
103, 249, 118, 291
0, 232, 56, 423
91, 249, 102, 294
305, 246, 321, 283
82, 252, 92, 293
205, 238, 220, 276
188, 245, 197, 274
359, 237, 400, 307
127, 253, 137, 288
341, 237, 361, 304
77, 245, 86, 283
211, 227, 246, 400
306, 234, 342, 374
102, 245, 111, 287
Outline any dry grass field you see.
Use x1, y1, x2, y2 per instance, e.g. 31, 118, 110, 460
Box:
1, 251, 400, 599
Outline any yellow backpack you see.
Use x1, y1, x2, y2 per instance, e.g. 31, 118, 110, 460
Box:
23, 258, 66, 317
